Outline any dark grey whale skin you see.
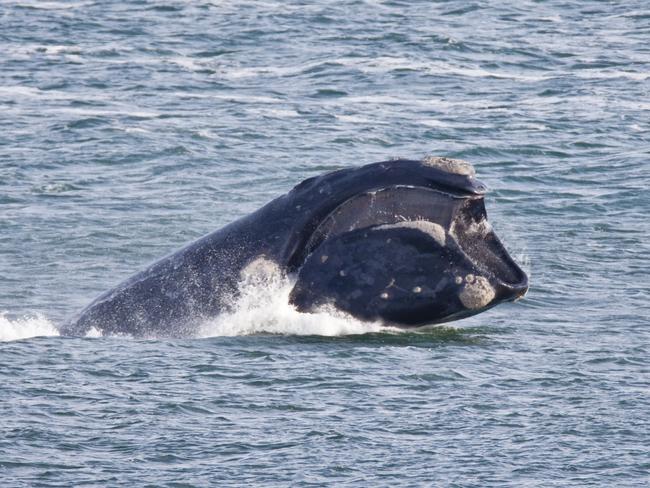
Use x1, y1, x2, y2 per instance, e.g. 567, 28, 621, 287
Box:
61, 159, 527, 338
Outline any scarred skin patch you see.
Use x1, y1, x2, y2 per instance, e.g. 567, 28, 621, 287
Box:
459, 275, 495, 309
421, 156, 476, 177
375, 220, 446, 247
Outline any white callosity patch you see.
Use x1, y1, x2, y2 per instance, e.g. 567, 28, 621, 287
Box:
376, 220, 446, 247
458, 275, 496, 309
421, 156, 476, 177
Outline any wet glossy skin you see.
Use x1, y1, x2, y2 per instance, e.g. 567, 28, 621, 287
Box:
62, 158, 527, 337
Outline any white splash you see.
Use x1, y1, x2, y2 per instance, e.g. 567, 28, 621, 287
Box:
0, 312, 60, 342
198, 266, 395, 338
1, 267, 404, 341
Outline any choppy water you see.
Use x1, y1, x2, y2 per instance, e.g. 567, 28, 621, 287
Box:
1, 1, 649, 485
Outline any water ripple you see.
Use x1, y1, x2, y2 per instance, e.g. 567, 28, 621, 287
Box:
1, 0, 649, 485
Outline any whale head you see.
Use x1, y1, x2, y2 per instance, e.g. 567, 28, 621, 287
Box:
286, 157, 528, 327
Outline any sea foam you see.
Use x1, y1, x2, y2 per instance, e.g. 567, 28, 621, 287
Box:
198, 264, 395, 338
0, 312, 60, 342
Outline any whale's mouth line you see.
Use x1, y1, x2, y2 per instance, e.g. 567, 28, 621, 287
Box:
358, 184, 482, 200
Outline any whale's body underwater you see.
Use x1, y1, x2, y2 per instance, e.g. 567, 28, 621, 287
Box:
62, 157, 528, 337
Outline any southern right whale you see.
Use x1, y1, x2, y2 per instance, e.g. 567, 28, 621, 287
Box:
62, 156, 528, 337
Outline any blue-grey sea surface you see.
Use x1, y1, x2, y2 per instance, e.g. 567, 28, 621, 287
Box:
1, 1, 649, 486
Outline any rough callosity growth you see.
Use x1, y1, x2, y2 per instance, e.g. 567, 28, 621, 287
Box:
458, 275, 496, 309
421, 156, 476, 177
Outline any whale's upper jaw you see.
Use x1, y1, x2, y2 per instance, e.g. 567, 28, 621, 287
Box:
284, 157, 488, 266
288, 157, 487, 205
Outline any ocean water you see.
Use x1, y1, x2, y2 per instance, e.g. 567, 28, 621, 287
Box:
1, 0, 649, 485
